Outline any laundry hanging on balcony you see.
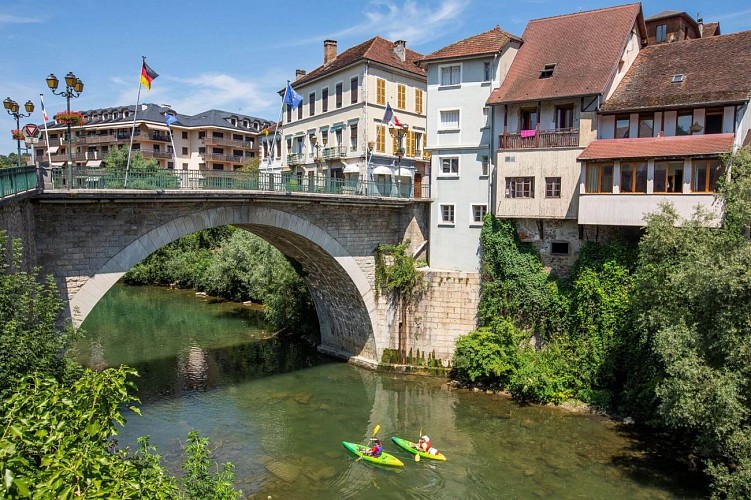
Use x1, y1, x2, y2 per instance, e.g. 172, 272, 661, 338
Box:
520, 129, 537, 138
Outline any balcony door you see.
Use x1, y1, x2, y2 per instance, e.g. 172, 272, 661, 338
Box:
555, 105, 574, 130
520, 108, 537, 132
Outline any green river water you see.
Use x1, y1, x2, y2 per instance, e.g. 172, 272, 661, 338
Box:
75, 284, 704, 499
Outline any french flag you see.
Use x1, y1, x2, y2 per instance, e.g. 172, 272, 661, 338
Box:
382, 103, 403, 128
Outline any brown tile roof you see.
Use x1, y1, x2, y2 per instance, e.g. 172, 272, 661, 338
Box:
702, 22, 721, 37
487, 3, 644, 105
291, 36, 425, 89
417, 26, 521, 64
577, 133, 734, 161
600, 30, 751, 112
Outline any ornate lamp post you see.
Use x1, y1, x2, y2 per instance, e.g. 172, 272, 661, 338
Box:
3, 98, 34, 168
310, 135, 321, 182
46, 72, 84, 188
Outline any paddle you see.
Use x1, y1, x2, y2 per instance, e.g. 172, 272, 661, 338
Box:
356, 424, 381, 462
415, 427, 422, 462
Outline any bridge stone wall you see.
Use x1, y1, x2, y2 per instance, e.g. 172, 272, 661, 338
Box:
30, 193, 437, 365
0, 196, 37, 270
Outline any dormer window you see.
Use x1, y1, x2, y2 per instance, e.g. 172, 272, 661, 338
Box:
672, 74, 685, 83
539, 64, 556, 79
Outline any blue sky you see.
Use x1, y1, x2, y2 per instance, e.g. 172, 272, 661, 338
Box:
2, 0, 750, 155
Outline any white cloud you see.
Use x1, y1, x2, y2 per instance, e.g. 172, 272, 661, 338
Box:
0, 13, 40, 24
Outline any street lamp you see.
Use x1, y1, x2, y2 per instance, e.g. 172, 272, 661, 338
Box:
46, 71, 84, 188
310, 135, 321, 181
3, 97, 34, 168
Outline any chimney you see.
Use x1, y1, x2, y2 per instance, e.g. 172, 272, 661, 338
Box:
295, 69, 307, 81
697, 15, 704, 37
324, 40, 337, 65
393, 40, 406, 62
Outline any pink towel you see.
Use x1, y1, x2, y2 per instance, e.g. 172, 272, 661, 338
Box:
520, 129, 536, 138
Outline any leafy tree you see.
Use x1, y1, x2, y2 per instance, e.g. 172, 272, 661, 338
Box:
180, 431, 242, 500
101, 146, 178, 189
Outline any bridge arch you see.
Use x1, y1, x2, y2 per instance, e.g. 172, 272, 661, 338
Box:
70, 205, 380, 362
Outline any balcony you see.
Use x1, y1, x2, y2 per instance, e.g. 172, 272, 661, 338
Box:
322, 146, 347, 159
202, 136, 253, 148
287, 153, 304, 166
578, 193, 720, 226
500, 128, 579, 150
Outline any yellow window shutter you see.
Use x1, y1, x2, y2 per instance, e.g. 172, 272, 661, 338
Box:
376, 126, 385, 152
376, 79, 385, 105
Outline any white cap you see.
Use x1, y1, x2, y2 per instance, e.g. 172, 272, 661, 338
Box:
422, 435, 429, 441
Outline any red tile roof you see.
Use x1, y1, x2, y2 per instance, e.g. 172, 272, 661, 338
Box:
487, 3, 644, 105
291, 36, 425, 89
488, 3, 644, 104
417, 26, 521, 64
600, 30, 751, 112
577, 133, 734, 161
702, 22, 720, 37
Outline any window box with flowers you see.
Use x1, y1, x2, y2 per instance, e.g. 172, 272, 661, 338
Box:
10, 129, 24, 141
54, 111, 86, 126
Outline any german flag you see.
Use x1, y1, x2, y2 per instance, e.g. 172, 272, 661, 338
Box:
140, 61, 159, 91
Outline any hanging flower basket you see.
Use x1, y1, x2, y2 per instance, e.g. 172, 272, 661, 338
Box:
10, 129, 24, 140
54, 111, 86, 126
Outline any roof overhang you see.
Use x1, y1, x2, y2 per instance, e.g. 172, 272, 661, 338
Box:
577, 133, 734, 162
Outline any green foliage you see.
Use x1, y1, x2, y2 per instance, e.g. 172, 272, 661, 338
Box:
508, 341, 575, 405
0, 368, 180, 498
180, 430, 242, 500
452, 320, 525, 386
100, 146, 179, 189
374, 241, 423, 300
0, 232, 78, 398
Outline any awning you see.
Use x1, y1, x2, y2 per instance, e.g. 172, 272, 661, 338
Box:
50, 162, 64, 167
577, 133, 734, 161
48, 146, 59, 154
86, 160, 102, 167
330, 123, 346, 131
396, 167, 412, 177
373, 165, 393, 175
343, 165, 360, 173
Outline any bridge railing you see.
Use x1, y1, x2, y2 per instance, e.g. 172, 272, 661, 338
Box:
50, 167, 431, 199
0, 166, 39, 199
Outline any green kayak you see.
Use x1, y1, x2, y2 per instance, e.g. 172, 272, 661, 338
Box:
391, 436, 447, 461
342, 441, 404, 467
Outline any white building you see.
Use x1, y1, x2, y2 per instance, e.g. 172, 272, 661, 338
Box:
418, 26, 522, 272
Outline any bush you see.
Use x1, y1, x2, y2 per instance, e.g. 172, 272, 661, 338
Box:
452, 320, 525, 385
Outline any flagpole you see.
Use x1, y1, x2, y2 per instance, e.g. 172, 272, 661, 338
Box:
125, 56, 146, 188
267, 80, 288, 172
168, 124, 179, 185
39, 94, 52, 168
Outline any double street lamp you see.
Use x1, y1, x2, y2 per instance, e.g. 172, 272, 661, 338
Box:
3, 98, 34, 168
46, 72, 84, 188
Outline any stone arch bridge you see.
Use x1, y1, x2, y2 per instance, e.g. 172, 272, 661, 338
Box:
22, 189, 432, 366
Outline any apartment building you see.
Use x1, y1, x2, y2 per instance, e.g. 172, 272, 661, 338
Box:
486, 4, 647, 272
37, 103, 272, 173
281, 37, 428, 197
418, 26, 522, 271
578, 28, 751, 227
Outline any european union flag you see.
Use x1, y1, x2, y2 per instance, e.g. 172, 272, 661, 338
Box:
283, 81, 303, 110
165, 114, 178, 127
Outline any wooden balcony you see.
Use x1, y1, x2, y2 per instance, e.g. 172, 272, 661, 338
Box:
499, 128, 580, 149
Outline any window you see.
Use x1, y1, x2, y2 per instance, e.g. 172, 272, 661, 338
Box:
198, 131, 206, 139
506, 177, 534, 198
620, 162, 648, 193
286, 104, 292, 123
297, 103, 302, 120
654, 161, 684, 193
397, 84, 405, 109
483, 62, 492, 82
545, 177, 561, 197
471, 204, 487, 224
638, 114, 654, 138
309, 92, 315, 116
182, 132, 188, 140
350, 125, 358, 151
615, 115, 630, 138
440, 204, 455, 224
182, 163, 188, 170
440, 110, 460, 130
539, 63, 556, 79
350, 77, 358, 104
440, 157, 459, 175
322, 88, 329, 112
406, 130, 415, 156
415, 89, 423, 114
551, 241, 569, 255
181, 147, 188, 155
440, 65, 460, 86
676, 111, 693, 136
692, 159, 723, 192
335, 83, 343, 108
705, 109, 724, 134
481, 155, 489, 176
656, 24, 667, 42
555, 105, 573, 129
376, 78, 385, 105
321, 130, 328, 146
482, 107, 490, 127
585, 164, 614, 193
671, 74, 684, 84
521, 108, 537, 131
376, 125, 385, 152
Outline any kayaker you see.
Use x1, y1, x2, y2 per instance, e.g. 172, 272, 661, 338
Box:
366, 438, 383, 457
416, 435, 438, 455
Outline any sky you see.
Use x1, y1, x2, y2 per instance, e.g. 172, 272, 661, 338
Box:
1, 0, 750, 155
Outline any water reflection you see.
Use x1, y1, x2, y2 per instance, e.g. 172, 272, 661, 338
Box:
76, 284, 702, 499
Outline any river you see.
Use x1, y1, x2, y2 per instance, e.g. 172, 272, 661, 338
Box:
74, 284, 703, 499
